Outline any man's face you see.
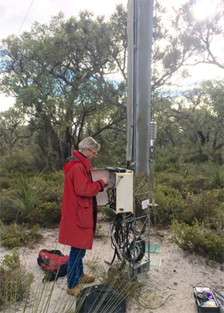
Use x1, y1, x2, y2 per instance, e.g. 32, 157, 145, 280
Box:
83, 148, 98, 161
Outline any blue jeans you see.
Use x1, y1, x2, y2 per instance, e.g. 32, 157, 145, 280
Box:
67, 247, 86, 288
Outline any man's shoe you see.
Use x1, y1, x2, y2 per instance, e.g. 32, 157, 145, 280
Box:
67, 285, 83, 297
79, 274, 95, 284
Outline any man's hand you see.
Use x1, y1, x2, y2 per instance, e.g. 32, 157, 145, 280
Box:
102, 177, 109, 186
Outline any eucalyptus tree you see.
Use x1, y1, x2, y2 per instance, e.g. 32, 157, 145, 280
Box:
0, 2, 223, 169
171, 80, 224, 158
152, 79, 224, 165
0, 10, 128, 168
174, 0, 224, 70
151, 0, 224, 89
195, 80, 224, 155
0, 108, 32, 159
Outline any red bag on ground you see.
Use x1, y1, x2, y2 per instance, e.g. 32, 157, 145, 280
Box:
37, 249, 69, 281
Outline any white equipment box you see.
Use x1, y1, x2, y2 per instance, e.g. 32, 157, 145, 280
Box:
106, 169, 133, 214
115, 172, 133, 213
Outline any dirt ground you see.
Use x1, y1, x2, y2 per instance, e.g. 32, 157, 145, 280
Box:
1, 218, 223, 313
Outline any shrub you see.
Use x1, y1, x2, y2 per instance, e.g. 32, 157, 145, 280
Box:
0, 189, 23, 224
0, 149, 36, 174
41, 170, 64, 186
181, 190, 223, 227
187, 152, 209, 163
0, 172, 63, 226
202, 164, 224, 188
28, 202, 61, 226
0, 176, 11, 189
184, 174, 209, 192
0, 222, 42, 248
102, 263, 140, 300
5, 175, 45, 222
212, 152, 223, 165
0, 250, 33, 310
155, 172, 174, 186
217, 188, 224, 202
154, 184, 185, 225
156, 172, 184, 192
170, 219, 224, 263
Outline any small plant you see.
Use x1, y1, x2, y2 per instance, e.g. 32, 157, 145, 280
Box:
9, 175, 44, 220
94, 224, 104, 239
85, 257, 141, 308
0, 250, 33, 310
85, 257, 100, 274
203, 164, 224, 188
102, 263, 141, 300
182, 163, 199, 178
100, 207, 117, 222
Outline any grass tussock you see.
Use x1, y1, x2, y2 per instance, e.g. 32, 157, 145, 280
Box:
103, 263, 140, 299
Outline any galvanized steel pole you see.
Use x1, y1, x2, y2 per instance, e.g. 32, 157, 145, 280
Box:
126, 0, 154, 177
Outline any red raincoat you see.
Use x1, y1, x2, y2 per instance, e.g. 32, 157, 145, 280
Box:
58, 150, 105, 250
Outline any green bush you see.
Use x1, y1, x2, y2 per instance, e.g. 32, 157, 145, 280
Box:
0, 189, 22, 224
0, 176, 11, 189
28, 202, 61, 226
0, 222, 42, 248
155, 172, 174, 186
202, 164, 224, 188
0, 250, 33, 310
154, 184, 186, 225
183, 191, 224, 227
156, 172, 184, 192
217, 188, 224, 202
186, 152, 209, 163
182, 163, 224, 191
0, 172, 63, 226
0, 175, 46, 223
184, 174, 209, 192
0, 149, 36, 174
102, 263, 140, 300
41, 170, 64, 186
170, 219, 224, 263
35, 171, 63, 203
212, 152, 223, 165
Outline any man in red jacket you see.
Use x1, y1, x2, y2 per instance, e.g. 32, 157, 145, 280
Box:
59, 137, 109, 296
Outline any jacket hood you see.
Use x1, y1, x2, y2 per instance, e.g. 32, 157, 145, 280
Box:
63, 150, 91, 174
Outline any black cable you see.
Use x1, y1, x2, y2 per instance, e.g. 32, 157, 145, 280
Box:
109, 213, 146, 265
17, 0, 35, 35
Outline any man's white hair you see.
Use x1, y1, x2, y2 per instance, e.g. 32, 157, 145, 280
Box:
78, 137, 101, 152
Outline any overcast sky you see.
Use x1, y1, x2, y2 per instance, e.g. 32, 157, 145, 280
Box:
0, 0, 129, 111
0, 0, 128, 39
0, 0, 223, 111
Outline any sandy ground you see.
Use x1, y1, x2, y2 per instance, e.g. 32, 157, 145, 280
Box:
1, 218, 223, 313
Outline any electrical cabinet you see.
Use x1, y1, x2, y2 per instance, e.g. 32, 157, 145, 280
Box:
106, 167, 133, 214
115, 172, 133, 213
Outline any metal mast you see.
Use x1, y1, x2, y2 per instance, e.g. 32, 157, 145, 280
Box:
104, 0, 155, 276
126, 0, 154, 275
126, 0, 154, 177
